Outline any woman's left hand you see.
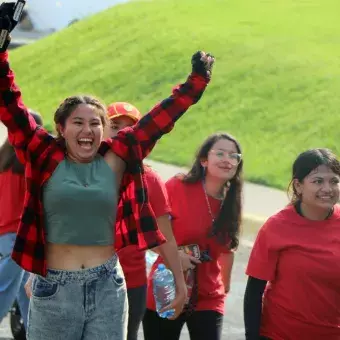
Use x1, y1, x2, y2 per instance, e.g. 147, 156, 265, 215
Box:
160, 281, 187, 320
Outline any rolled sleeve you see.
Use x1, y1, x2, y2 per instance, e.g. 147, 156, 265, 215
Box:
144, 168, 171, 218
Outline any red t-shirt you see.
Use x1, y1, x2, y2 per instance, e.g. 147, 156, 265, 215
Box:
146, 177, 231, 315
0, 169, 25, 236
246, 205, 340, 340
118, 168, 171, 289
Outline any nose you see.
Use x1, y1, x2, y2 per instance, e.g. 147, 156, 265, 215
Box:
82, 122, 92, 134
321, 182, 332, 192
220, 159, 233, 169
225, 159, 233, 167
222, 155, 237, 167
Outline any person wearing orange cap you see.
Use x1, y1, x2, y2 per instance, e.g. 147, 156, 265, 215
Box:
106, 102, 186, 340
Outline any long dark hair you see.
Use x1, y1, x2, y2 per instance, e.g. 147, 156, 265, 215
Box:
182, 132, 243, 250
0, 110, 43, 174
288, 148, 340, 204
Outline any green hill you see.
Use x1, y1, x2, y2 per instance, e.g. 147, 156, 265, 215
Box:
9, 0, 340, 189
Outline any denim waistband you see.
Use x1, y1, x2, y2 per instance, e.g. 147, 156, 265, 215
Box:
45, 253, 118, 284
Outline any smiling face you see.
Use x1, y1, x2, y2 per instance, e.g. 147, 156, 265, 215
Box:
294, 164, 340, 212
59, 104, 104, 163
201, 138, 241, 182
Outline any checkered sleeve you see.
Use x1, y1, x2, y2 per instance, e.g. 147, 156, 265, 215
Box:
112, 73, 210, 162
0, 52, 49, 163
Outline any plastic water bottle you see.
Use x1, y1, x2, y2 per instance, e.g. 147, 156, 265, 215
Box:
145, 251, 158, 276
153, 264, 175, 318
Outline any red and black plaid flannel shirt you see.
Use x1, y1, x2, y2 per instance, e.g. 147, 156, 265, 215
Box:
0, 51, 210, 276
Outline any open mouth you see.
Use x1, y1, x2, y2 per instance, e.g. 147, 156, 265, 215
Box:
317, 196, 334, 201
78, 138, 94, 150
218, 166, 231, 171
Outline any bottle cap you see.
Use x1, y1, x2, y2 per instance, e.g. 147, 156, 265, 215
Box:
157, 264, 166, 271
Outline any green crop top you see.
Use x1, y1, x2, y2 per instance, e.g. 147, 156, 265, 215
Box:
43, 155, 117, 245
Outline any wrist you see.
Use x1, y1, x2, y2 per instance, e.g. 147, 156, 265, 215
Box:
189, 71, 211, 83
175, 279, 187, 292
0, 51, 8, 59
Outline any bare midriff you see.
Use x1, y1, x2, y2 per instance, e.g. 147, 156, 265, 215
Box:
46, 243, 115, 270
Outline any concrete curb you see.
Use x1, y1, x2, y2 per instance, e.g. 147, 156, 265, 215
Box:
240, 214, 266, 248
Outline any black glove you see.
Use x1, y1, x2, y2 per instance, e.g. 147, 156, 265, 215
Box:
191, 51, 215, 79
0, 1, 26, 52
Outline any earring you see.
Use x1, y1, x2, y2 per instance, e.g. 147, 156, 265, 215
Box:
202, 166, 207, 177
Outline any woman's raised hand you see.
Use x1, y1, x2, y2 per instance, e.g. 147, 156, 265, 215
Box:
191, 51, 215, 79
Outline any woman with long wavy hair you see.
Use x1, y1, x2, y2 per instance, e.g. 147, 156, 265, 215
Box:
143, 132, 243, 340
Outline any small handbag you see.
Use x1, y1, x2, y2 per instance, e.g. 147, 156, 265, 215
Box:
178, 244, 212, 314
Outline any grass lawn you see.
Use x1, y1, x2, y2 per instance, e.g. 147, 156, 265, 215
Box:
9, 0, 340, 189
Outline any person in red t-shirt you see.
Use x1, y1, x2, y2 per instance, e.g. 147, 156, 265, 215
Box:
105, 102, 186, 340
0, 111, 43, 331
143, 132, 244, 340
244, 148, 340, 340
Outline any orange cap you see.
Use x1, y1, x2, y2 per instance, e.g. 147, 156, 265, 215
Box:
107, 102, 142, 123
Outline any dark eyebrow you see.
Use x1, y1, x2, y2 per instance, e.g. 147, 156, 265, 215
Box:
72, 116, 101, 122
216, 148, 238, 153
310, 176, 339, 180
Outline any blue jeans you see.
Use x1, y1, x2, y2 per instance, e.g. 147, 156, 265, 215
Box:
27, 254, 128, 340
0, 232, 29, 329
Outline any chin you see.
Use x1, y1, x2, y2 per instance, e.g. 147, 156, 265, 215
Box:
315, 202, 336, 211
220, 174, 233, 182
76, 151, 97, 162
212, 171, 231, 180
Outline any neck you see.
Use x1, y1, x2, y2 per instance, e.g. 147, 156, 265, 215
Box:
204, 175, 226, 199
299, 202, 332, 221
66, 153, 93, 164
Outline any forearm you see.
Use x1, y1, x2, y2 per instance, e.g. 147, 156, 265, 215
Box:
112, 74, 209, 163
244, 276, 267, 340
134, 73, 208, 159
0, 52, 38, 152
157, 238, 185, 287
109, 51, 214, 163
153, 215, 185, 287
219, 252, 234, 292
0, 52, 13, 90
